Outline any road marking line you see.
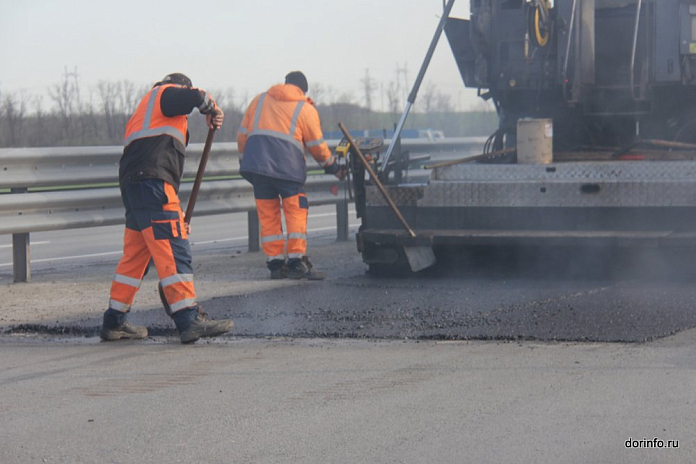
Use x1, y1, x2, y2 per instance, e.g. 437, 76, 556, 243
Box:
190, 224, 360, 245
0, 250, 123, 267
307, 225, 360, 233
0, 241, 50, 249
308, 210, 356, 219
191, 236, 247, 245
0, 225, 360, 267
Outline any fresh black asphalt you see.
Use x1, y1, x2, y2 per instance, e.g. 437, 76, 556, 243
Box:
8, 245, 696, 343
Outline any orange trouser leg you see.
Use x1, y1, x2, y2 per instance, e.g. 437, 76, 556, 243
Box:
109, 228, 151, 312
142, 226, 197, 313
147, 183, 197, 313
256, 198, 285, 262
283, 193, 308, 260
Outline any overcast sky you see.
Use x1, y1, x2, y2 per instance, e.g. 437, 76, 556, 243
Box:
0, 1, 482, 112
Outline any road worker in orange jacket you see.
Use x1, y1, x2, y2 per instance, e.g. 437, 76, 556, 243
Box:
101, 73, 234, 344
238, 71, 346, 279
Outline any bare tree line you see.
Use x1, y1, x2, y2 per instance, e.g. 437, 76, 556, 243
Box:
0, 69, 493, 148
0, 70, 248, 148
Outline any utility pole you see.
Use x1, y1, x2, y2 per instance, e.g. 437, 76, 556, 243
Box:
380, 82, 385, 113
361, 68, 377, 110
396, 62, 409, 106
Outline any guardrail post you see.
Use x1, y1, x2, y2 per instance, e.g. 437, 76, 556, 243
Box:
248, 209, 260, 252
336, 199, 349, 241
13, 233, 30, 283
11, 187, 31, 283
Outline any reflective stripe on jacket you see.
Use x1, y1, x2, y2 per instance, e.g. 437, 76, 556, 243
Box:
124, 84, 188, 147
237, 84, 334, 184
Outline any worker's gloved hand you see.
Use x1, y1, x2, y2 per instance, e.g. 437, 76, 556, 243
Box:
334, 166, 348, 180
324, 161, 346, 180
205, 106, 224, 130
197, 91, 216, 114
198, 91, 224, 130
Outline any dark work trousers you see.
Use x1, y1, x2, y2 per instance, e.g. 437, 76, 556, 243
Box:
108, 179, 197, 314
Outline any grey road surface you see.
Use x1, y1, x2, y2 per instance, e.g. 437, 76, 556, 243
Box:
2, 217, 696, 463
1, 335, 694, 464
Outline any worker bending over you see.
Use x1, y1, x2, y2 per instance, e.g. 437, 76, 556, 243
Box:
101, 73, 234, 344
238, 71, 346, 280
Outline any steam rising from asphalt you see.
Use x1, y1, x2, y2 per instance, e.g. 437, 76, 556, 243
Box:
431, 244, 696, 283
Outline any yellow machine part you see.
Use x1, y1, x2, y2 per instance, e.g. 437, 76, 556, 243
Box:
534, 0, 550, 47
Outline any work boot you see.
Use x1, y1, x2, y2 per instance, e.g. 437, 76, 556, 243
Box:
172, 306, 234, 344
268, 259, 288, 280
100, 308, 148, 341
287, 256, 326, 280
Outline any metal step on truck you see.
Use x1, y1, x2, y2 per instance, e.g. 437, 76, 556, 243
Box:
338, 0, 696, 275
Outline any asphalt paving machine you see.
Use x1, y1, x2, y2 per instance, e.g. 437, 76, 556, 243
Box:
340, 0, 696, 275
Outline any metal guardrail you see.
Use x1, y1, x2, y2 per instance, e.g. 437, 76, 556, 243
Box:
0, 138, 485, 189
0, 176, 345, 235
0, 137, 484, 282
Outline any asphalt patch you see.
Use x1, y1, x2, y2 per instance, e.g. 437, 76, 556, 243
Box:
199, 273, 696, 343
7, 246, 696, 343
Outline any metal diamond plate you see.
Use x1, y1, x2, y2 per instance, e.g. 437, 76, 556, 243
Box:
434, 161, 696, 181
367, 160, 696, 208
417, 180, 696, 207
366, 185, 424, 206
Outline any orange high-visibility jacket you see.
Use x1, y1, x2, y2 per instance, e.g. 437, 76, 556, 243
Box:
238, 84, 335, 184
124, 84, 188, 148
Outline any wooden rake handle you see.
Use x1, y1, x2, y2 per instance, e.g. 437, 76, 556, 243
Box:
338, 123, 416, 238
185, 128, 216, 224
